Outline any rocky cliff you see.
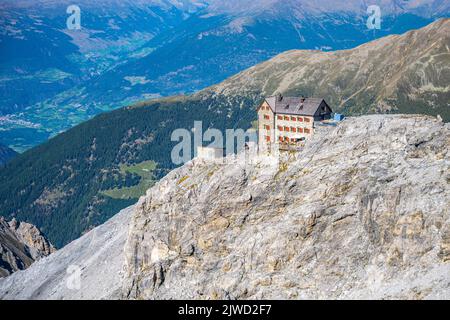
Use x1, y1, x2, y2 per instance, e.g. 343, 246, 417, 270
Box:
0, 217, 55, 278
0, 115, 449, 299
0, 207, 132, 299
123, 114, 450, 300
1, 19, 449, 249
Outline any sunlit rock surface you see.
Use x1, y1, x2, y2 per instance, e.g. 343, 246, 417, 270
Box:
1, 115, 449, 299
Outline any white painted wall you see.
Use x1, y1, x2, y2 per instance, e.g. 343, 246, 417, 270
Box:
197, 147, 224, 160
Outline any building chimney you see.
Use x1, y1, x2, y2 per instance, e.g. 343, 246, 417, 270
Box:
276, 92, 283, 102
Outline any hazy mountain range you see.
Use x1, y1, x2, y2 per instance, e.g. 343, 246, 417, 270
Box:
0, 19, 448, 247
1, 0, 448, 151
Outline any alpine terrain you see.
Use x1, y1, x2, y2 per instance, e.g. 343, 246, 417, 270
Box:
0, 19, 448, 247
0, 114, 448, 299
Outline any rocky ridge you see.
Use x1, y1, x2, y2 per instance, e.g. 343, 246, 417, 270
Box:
0, 217, 55, 278
123, 114, 450, 299
0, 206, 132, 298
0, 114, 449, 299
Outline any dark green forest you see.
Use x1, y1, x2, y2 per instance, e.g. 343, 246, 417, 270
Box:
0, 94, 259, 247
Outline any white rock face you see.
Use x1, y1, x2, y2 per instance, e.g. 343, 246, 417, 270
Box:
1, 115, 449, 300
0, 206, 133, 300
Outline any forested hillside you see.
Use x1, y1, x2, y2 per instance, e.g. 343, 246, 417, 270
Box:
0, 95, 255, 247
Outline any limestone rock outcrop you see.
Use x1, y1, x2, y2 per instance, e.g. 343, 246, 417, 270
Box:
0, 207, 132, 299
123, 115, 450, 300
0, 217, 55, 278
1, 115, 448, 299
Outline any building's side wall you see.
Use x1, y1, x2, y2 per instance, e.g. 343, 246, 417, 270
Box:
314, 101, 333, 121
258, 101, 275, 151
198, 147, 224, 160
275, 114, 314, 144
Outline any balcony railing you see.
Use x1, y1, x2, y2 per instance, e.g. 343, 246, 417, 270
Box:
279, 141, 305, 151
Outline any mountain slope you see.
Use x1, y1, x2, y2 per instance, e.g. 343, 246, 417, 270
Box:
1, 114, 448, 299
0, 206, 132, 298
122, 115, 450, 300
0, 19, 448, 247
203, 17, 450, 119
1, 0, 448, 150
0, 217, 55, 278
0, 0, 206, 151
0, 144, 17, 165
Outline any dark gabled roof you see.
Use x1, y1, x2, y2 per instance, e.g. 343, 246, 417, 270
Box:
264, 96, 328, 116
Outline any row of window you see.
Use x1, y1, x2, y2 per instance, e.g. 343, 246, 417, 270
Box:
264, 136, 305, 143
263, 125, 311, 134
263, 114, 311, 123
278, 115, 310, 123
278, 126, 310, 134
279, 136, 301, 143
266, 136, 300, 142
